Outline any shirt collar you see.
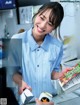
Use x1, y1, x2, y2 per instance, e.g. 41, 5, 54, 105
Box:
27, 28, 50, 51
41, 34, 50, 51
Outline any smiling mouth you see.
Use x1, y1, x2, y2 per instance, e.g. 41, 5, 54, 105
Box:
37, 25, 45, 33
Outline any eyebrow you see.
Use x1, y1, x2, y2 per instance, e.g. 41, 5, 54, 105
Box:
40, 13, 46, 18
40, 13, 53, 25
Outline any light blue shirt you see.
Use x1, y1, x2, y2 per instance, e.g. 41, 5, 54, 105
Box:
10, 27, 63, 99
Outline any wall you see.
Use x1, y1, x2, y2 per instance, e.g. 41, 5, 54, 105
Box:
0, 9, 32, 38
59, 2, 80, 69
60, 2, 80, 39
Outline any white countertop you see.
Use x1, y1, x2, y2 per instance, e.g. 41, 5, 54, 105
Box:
26, 92, 80, 105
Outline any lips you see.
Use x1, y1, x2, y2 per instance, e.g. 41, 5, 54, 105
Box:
37, 25, 45, 33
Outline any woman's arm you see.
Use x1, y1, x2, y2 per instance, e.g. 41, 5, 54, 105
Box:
13, 73, 32, 94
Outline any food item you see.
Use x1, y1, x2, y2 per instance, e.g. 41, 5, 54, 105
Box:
60, 62, 80, 86
20, 89, 34, 104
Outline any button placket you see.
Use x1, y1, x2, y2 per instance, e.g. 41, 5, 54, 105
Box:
36, 47, 40, 70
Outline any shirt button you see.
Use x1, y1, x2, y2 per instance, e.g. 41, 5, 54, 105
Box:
37, 65, 39, 67
37, 49, 39, 51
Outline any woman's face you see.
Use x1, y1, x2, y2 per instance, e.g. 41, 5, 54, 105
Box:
33, 9, 55, 38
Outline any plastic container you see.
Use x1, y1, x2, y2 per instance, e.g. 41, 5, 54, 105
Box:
39, 92, 53, 102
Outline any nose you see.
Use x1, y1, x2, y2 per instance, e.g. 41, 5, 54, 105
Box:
41, 21, 47, 28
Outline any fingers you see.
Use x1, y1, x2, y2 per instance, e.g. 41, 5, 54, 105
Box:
26, 85, 32, 91
62, 68, 72, 75
18, 85, 32, 95
35, 98, 41, 105
35, 98, 40, 103
47, 102, 54, 105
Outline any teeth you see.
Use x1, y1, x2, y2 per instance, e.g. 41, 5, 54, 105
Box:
37, 26, 44, 32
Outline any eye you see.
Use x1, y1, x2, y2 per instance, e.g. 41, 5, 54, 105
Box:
40, 16, 45, 20
48, 22, 53, 26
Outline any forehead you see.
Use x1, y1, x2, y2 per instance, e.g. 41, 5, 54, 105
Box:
39, 9, 51, 16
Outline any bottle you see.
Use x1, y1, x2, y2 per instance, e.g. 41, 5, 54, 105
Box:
39, 92, 53, 103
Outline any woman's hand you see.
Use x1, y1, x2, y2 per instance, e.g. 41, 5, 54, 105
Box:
59, 67, 72, 78
18, 80, 32, 94
35, 98, 54, 105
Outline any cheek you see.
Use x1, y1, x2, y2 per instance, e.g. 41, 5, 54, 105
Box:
34, 16, 41, 24
46, 27, 53, 33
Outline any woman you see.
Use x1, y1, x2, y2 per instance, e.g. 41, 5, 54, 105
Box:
11, 2, 64, 105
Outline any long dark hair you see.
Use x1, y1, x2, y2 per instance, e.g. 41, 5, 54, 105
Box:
33, 2, 64, 29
